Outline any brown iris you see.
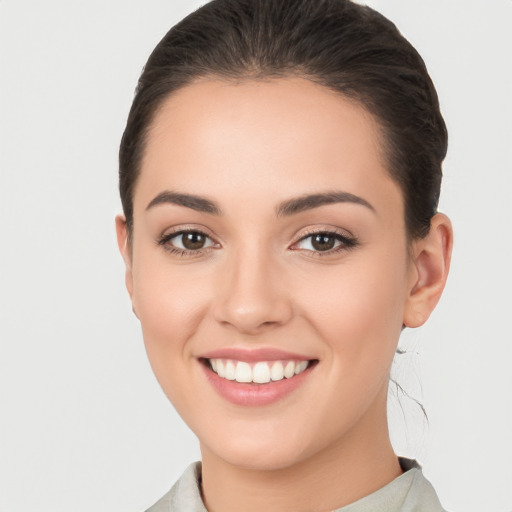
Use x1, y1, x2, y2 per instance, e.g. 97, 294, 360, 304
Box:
311, 233, 336, 251
182, 232, 207, 250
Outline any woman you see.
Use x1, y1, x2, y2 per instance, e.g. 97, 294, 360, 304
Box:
115, 0, 453, 510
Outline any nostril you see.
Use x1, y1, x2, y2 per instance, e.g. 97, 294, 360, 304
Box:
214, 307, 292, 334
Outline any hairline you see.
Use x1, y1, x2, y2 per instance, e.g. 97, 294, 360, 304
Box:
126, 72, 416, 243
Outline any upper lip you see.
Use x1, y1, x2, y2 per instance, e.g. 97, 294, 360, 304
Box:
198, 347, 314, 363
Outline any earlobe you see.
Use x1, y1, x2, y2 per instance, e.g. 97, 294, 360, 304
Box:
115, 214, 135, 302
403, 213, 453, 328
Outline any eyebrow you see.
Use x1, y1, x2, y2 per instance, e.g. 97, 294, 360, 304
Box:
276, 191, 375, 217
145, 190, 375, 217
146, 191, 222, 215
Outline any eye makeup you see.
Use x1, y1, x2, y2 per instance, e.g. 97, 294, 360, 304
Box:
157, 228, 220, 258
156, 225, 359, 259
290, 227, 359, 257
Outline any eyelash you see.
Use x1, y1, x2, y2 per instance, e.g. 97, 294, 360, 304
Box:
292, 228, 359, 257
157, 228, 218, 258
157, 228, 358, 258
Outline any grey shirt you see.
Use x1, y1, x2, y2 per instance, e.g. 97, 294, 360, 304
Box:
146, 458, 446, 512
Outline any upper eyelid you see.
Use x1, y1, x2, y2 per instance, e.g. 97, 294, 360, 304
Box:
293, 226, 355, 243
159, 225, 218, 241
157, 229, 219, 256
157, 226, 356, 249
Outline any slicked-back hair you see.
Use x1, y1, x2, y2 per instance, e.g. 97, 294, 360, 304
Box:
119, 0, 447, 239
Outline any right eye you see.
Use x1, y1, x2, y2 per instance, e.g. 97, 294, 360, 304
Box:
158, 230, 217, 254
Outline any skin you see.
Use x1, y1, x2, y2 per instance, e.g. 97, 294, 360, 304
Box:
116, 78, 452, 512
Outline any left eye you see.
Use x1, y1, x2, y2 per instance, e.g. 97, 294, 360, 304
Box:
164, 231, 215, 251
295, 232, 349, 252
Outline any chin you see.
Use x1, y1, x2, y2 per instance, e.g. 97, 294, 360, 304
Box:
209, 442, 310, 472
197, 420, 323, 472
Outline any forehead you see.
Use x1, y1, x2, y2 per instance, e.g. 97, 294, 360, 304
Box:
136, 77, 402, 218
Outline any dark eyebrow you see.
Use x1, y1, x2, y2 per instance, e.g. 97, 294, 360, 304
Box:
276, 191, 375, 217
146, 190, 374, 217
146, 191, 222, 215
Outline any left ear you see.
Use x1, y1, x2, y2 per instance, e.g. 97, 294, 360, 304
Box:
403, 213, 453, 328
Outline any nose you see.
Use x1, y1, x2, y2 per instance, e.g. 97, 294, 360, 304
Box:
212, 246, 294, 335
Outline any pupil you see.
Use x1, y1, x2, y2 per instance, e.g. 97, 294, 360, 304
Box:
183, 232, 205, 250
312, 234, 335, 251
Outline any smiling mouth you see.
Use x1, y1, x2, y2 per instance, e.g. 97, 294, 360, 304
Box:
201, 358, 318, 384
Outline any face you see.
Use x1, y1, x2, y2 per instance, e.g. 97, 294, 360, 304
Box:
118, 78, 420, 471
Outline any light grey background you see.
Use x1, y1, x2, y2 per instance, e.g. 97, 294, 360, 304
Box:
0, 1, 511, 511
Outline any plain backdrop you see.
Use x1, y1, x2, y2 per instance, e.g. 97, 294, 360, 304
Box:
1, 1, 511, 511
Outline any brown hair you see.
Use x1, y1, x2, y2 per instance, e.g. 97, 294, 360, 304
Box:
119, 0, 447, 239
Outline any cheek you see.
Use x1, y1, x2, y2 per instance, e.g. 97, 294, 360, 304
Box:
130, 252, 212, 388
283, 250, 410, 446
298, 248, 409, 370
134, 275, 205, 340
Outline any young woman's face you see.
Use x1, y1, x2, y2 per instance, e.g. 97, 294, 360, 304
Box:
120, 78, 419, 471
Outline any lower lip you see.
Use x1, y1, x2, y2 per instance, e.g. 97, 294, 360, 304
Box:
200, 361, 315, 406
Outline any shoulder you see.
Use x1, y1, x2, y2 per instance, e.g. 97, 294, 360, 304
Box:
400, 469, 447, 512
399, 459, 448, 512
144, 462, 206, 512
335, 459, 448, 512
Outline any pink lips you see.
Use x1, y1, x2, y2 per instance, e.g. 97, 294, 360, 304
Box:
198, 347, 316, 407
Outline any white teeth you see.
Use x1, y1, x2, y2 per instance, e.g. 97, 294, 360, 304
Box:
235, 361, 252, 383
270, 361, 284, 381
284, 361, 295, 379
253, 362, 271, 383
208, 358, 311, 384
225, 360, 236, 380
295, 360, 308, 374
216, 360, 226, 378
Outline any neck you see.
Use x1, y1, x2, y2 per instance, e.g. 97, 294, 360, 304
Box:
200, 389, 402, 512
